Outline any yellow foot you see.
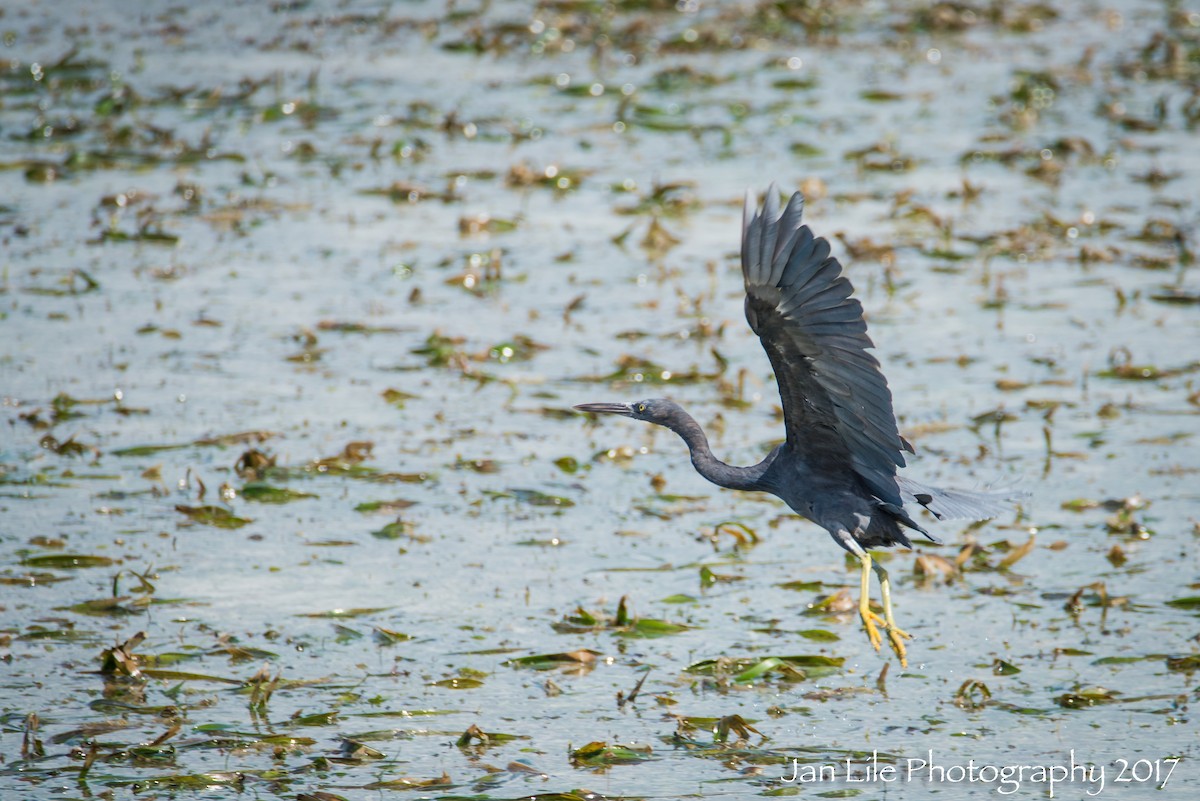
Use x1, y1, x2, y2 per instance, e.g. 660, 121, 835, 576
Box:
886, 626, 912, 668
860, 608, 887, 652
855, 548, 911, 667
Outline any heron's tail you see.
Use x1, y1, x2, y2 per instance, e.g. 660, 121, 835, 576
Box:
897, 476, 1027, 521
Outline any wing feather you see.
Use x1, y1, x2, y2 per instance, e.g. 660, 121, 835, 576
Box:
742, 186, 908, 506
784, 256, 840, 298
758, 187, 781, 281
771, 196, 806, 273
741, 189, 761, 280
896, 476, 1027, 520
782, 235, 831, 287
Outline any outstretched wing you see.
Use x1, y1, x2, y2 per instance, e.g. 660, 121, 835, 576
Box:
741, 184, 908, 507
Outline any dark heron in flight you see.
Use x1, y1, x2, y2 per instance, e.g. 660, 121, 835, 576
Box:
576, 184, 1017, 667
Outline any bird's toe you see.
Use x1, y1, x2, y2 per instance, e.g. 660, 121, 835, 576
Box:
886, 628, 911, 668
860, 610, 886, 652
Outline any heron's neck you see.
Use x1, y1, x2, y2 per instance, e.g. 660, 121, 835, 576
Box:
659, 410, 772, 492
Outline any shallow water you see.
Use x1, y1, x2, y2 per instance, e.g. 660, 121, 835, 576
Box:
3, 0, 1198, 798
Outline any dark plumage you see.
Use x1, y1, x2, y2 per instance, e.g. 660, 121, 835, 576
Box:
576, 184, 1020, 666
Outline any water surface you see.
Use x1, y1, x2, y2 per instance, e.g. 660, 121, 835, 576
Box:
2, 1, 1198, 798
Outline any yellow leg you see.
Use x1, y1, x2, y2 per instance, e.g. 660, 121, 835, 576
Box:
872, 562, 911, 668
857, 552, 886, 653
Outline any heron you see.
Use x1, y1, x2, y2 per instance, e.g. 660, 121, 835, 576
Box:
575, 184, 1018, 667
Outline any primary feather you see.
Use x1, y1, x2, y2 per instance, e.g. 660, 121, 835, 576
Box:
742, 184, 908, 510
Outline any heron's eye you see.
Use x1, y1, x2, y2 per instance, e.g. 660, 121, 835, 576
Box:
637, 403, 646, 413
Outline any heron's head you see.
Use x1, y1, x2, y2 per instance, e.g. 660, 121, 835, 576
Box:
574, 398, 680, 426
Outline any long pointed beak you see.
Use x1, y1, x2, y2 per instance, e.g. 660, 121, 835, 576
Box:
573, 402, 634, 417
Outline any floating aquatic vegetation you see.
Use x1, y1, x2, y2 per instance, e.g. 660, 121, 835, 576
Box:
861, 89, 903, 103
685, 655, 843, 684
711, 713, 764, 744
698, 564, 744, 588
698, 520, 760, 549
299, 607, 392, 619
391, 136, 431, 161
99, 631, 147, 677
1063, 582, 1128, 616
803, 588, 858, 616
445, 250, 507, 294
506, 161, 588, 192
108, 770, 249, 791
239, 482, 316, 503
234, 449, 276, 480
381, 388, 419, 409
0, 572, 71, 586
360, 181, 454, 204
174, 504, 252, 529
21, 553, 116, 569
67, 595, 151, 617
998, 69, 1060, 129
954, 679, 992, 710
942, 536, 1038, 574
992, 659, 1021, 676
515, 534, 567, 547
845, 141, 916, 173
411, 332, 468, 368
95, 225, 180, 245
428, 674, 485, 690
1104, 506, 1153, 539
647, 64, 724, 93
455, 723, 528, 749
1060, 495, 1146, 513
504, 649, 600, 672
37, 434, 94, 457
361, 773, 454, 791
778, 579, 830, 595
789, 141, 824, 159
569, 740, 654, 768
913, 551, 962, 582
552, 596, 689, 638
260, 97, 337, 125
312, 441, 374, 470
16, 624, 100, 643
372, 519, 427, 542
638, 216, 681, 256
1150, 288, 1200, 305
487, 488, 575, 508
995, 535, 1037, 570
1097, 348, 1200, 381
553, 455, 579, 473
337, 738, 386, 761
21, 268, 100, 296
112, 430, 278, 457
614, 181, 700, 218
486, 335, 549, 363
354, 498, 418, 513
458, 213, 519, 235
455, 457, 499, 473
373, 626, 412, 645
907, 3, 984, 32
1055, 688, 1121, 709
1165, 654, 1200, 672
317, 320, 410, 335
